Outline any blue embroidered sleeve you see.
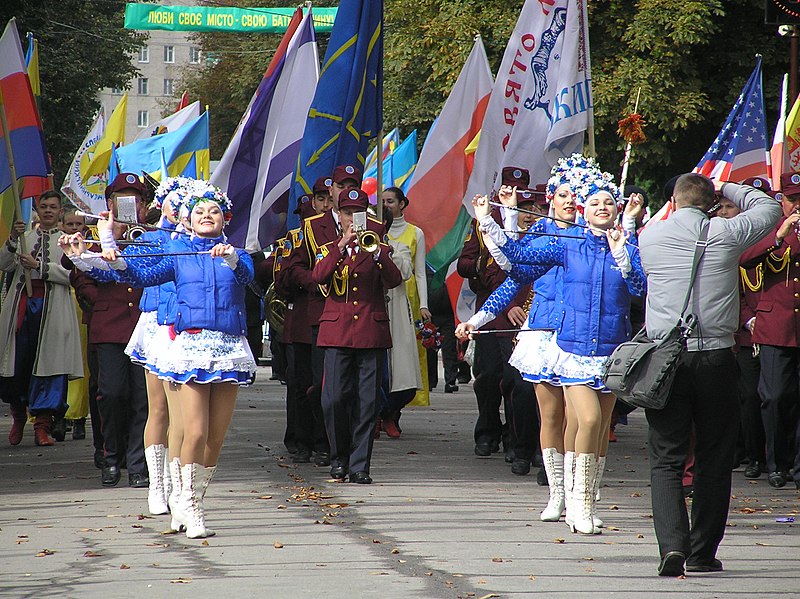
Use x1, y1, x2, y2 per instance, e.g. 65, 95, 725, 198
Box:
86, 267, 117, 283
625, 238, 647, 297
115, 242, 176, 287
501, 236, 564, 268
232, 250, 254, 285
480, 276, 523, 320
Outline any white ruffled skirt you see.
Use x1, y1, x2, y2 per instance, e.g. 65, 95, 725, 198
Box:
509, 326, 561, 386
150, 328, 257, 386
550, 346, 613, 393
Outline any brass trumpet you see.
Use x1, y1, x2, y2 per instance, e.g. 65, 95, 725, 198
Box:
357, 230, 380, 253
126, 225, 147, 241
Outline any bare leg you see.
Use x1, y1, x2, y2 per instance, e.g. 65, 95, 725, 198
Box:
143, 371, 168, 447
564, 385, 603, 455
204, 382, 239, 466
174, 382, 211, 465
564, 389, 578, 453
597, 393, 616, 457
166, 382, 184, 461
535, 382, 565, 453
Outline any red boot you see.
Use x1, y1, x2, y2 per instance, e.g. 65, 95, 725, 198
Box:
383, 419, 401, 438
33, 414, 55, 446
8, 403, 27, 446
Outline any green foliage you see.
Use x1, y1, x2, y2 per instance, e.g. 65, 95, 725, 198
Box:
0, 0, 146, 185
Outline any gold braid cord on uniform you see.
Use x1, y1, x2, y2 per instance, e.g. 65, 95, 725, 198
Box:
766, 246, 791, 286
513, 288, 536, 348
332, 264, 349, 297
740, 265, 762, 293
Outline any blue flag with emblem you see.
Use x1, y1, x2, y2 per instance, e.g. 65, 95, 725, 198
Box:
287, 0, 383, 229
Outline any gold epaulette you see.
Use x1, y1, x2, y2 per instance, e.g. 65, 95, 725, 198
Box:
766, 246, 791, 274
740, 265, 763, 293
303, 218, 320, 268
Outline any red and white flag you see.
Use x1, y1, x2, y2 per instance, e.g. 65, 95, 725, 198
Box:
404, 36, 493, 323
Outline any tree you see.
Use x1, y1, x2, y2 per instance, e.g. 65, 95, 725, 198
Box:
0, 0, 146, 185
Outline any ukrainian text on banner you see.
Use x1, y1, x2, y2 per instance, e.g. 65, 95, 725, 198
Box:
124, 3, 337, 33
62, 108, 107, 214
464, 0, 591, 204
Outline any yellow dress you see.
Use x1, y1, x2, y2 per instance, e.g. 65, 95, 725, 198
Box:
65, 291, 89, 420
389, 219, 429, 406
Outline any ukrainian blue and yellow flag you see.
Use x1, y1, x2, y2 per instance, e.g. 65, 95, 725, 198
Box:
114, 112, 210, 181
288, 0, 382, 224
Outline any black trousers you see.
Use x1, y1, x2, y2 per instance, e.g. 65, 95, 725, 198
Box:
88, 344, 103, 454
472, 335, 521, 446
96, 344, 148, 476
736, 347, 765, 464
507, 372, 540, 462
645, 349, 739, 563
287, 342, 315, 452
310, 326, 329, 453
322, 347, 383, 475
757, 344, 800, 479
427, 313, 458, 389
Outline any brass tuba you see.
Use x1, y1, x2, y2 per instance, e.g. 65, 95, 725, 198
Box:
264, 283, 286, 337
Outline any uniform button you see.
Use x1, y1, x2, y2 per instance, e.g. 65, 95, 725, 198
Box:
128, 302, 134, 307
795, 278, 799, 283
127, 287, 133, 293
353, 301, 358, 306
353, 273, 358, 278
796, 262, 800, 267
354, 315, 359, 320
795, 293, 799, 298
796, 308, 800, 313
353, 287, 358, 291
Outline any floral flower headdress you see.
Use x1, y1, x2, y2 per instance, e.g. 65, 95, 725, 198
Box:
185, 179, 233, 223
152, 176, 195, 219
546, 153, 620, 206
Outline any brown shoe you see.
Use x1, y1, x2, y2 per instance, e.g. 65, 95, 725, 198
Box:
383, 419, 401, 438
33, 415, 55, 446
8, 403, 27, 446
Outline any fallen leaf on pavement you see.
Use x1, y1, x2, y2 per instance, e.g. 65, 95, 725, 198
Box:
170, 578, 192, 584
201, 540, 209, 546
554, 538, 566, 544
274, 541, 284, 549
257, 495, 273, 500
491, 557, 503, 563
35, 549, 54, 557
391, 548, 400, 554
120, 564, 130, 570
83, 551, 103, 558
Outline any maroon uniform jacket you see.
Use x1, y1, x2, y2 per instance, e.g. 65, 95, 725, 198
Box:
275, 227, 313, 345
740, 215, 800, 347
311, 241, 402, 349
736, 266, 760, 349
457, 210, 528, 335
68, 268, 142, 345
291, 210, 386, 327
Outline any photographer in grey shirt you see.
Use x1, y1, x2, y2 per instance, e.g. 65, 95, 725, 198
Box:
638, 173, 780, 577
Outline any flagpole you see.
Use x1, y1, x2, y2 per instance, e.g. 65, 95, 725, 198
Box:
618, 87, 641, 193
375, 2, 385, 222
0, 85, 33, 296
583, 3, 596, 158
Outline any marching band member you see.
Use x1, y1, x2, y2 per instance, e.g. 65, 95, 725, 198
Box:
311, 188, 403, 483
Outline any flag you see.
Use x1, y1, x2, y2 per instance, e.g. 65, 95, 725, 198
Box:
61, 108, 108, 214
24, 32, 39, 102
134, 100, 201, 141
464, 0, 591, 204
211, 7, 318, 252
81, 93, 127, 182
771, 74, 789, 190
391, 130, 418, 192
287, 0, 383, 228
115, 112, 210, 181
364, 127, 399, 173
0, 18, 49, 243
695, 58, 769, 183
404, 36, 492, 295
175, 90, 189, 113
782, 76, 800, 182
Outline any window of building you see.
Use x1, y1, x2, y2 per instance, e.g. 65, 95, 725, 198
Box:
138, 46, 149, 63
137, 78, 149, 95
163, 78, 174, 96
164, 45, 175, 63
189, 46, 201, 64
111, 87, 123, 95
137, 110, 149, 128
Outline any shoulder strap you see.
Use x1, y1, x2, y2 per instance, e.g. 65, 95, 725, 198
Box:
678, 220, 710, 324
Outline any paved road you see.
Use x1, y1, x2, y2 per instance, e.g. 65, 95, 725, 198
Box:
1, 367, 798, 598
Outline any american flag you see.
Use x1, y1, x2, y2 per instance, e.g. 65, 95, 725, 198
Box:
695, 57, 769, 183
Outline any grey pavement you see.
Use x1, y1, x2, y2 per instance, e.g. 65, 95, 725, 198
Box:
1, 366, 798, 598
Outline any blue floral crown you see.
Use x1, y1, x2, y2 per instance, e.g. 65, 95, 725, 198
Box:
152, 176, 195, 218
546, 153, 620, 206
184, 179, 233, 223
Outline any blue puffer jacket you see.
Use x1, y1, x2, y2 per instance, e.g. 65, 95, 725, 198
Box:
132, 227, 178, 324
500, 230, 646, 357
115, 235, 254, 336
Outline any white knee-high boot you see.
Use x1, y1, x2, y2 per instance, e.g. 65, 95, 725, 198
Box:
593, 455, 606, 528
564, 451, 575, 528
168, 458, 184, 531
163, 450, 172, 502
182, 463, 216, 539
570, 453, 601, 535
540, 448, 565, 522
145, 444, 169, 515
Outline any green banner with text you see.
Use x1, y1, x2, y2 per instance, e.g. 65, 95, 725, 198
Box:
124, 3, 337, 33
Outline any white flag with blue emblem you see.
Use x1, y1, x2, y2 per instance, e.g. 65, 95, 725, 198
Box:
463, 0, 591, 205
